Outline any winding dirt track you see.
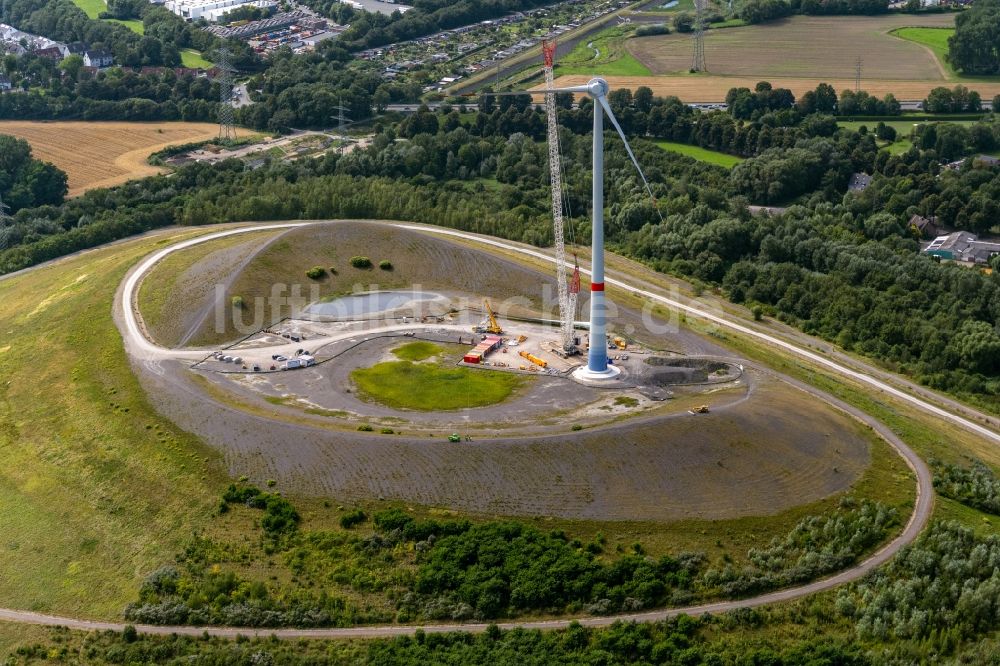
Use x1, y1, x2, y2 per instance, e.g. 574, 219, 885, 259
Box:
6, 218, 997, 638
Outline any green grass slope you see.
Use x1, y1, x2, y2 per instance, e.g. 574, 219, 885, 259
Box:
0, 230, 226, 619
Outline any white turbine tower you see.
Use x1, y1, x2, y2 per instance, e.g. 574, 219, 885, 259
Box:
532, 77, 659, 381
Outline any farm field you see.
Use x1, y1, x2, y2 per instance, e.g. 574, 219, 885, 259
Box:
653, 139, 743, 167
547, 74, 1000, 102
627, 15, 956, 79
555, 12, 1000, 102
0, 121, 227, 196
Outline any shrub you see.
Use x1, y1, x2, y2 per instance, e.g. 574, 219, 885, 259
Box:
636, 23, 669, 36
358, 424, 374, 431
350, 256, 373, 269
379, 260, 393, 270
305, 266, 326, 279
340, 508, 367, 529
231, 295, 244, 309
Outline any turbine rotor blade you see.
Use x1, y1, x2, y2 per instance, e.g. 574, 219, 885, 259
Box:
597, 95, 659, 207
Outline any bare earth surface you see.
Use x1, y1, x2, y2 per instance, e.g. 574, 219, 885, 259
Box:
628, 15, 955, 79
0, 121, 224, 196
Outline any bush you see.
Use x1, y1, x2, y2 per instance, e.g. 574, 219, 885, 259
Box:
379, 259, 393, 270
635, 23, 669, 36
340, 508, 368, 529
305, 266, 326, 279
358, 424, 374, 431
350, 256, 373, 269
231, 295, 244, 309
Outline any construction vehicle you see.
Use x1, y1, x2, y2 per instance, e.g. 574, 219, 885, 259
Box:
613, 336, 627, 350
448, 433, 461, 442
473, 299, 503, 335
517, 335, 527, 343
689, 405, 710, 414
519, 350, 548, 369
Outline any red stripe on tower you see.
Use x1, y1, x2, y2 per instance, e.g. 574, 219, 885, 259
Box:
591, 282, 605, 292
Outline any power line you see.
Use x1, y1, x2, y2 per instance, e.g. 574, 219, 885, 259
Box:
692, 0, 707, 73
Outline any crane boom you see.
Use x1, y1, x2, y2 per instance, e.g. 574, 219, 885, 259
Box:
542, 40, 575, 352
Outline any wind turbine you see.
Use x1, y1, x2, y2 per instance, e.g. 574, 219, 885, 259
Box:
532, 77, 659, 381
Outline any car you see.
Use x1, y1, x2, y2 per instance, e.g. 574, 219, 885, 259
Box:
274, 355, 287, 362
272, 354, 282, 360
295, 349, 304, 356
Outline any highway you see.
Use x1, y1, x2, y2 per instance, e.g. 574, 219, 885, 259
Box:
7, 217, 995, 638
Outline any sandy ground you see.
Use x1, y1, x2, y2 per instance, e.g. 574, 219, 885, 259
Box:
0, 121, 226, 196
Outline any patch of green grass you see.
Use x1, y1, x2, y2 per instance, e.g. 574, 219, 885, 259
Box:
0, 229, 226, 619
891, 27, 955, 76
934, 496, 1000, 538
391, 341, 445, 362
642, 0, 694, 13
351, 358, 528, 411
709, 18, 747, 28
891, 26, 1000, 82
108, 18, 144, 34
653, 140, 743, 168
180, 49, 212, 69
71, 0, 105, 19
555, 25, 652, 77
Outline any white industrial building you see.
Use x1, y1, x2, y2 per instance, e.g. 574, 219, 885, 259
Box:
164, 0, 275, 22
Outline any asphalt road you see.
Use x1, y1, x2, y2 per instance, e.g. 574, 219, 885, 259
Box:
2, 218, 986, 639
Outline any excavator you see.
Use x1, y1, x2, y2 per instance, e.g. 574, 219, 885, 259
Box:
473, 299, 503, 335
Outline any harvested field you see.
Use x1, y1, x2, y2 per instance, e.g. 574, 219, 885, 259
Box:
628, 15, 955, 79
547, 74, 1000, 102
0, 121, 227, 196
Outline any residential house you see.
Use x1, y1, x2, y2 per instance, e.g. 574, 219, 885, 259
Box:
32, 46, 64, 62
83, 48, 114, 68
909, 214, 939, 239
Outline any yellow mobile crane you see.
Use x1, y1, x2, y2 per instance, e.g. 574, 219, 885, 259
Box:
474, 299, 503, 335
